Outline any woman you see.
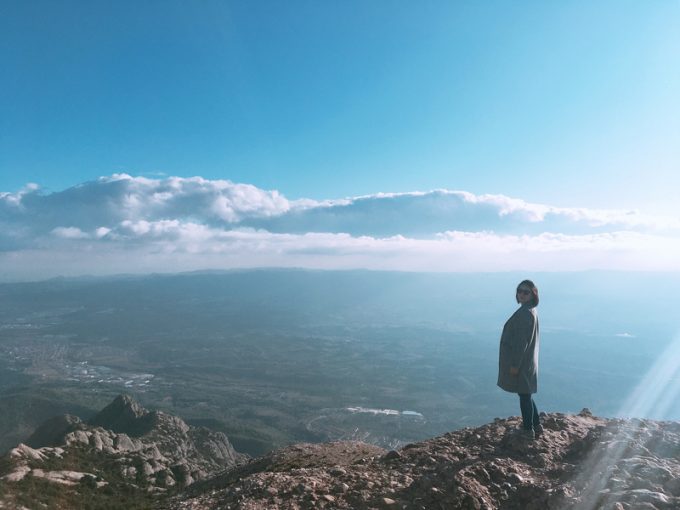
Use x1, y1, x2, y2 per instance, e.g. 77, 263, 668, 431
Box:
497, 279, 542, 439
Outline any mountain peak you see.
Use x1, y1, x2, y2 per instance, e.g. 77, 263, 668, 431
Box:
89, 394, 150, 436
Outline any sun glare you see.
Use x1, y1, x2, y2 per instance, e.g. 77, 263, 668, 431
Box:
569, 331, 680, 509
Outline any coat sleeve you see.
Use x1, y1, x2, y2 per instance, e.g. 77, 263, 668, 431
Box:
508, 310, 535, 368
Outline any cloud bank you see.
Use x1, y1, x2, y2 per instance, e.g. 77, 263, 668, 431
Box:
1, 174, 679, 280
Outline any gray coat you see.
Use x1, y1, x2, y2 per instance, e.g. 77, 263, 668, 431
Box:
497, 304, 539, 394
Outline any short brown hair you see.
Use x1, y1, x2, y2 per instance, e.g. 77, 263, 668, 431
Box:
516, 279, 539, 307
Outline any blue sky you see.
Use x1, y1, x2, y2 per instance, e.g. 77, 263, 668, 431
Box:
2, 2, 680, 279
2, 1, 679, 212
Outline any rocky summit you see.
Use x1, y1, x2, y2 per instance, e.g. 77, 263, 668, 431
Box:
168, 410, 680, 510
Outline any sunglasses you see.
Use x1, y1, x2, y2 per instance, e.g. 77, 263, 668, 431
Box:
517, 288, 532, 296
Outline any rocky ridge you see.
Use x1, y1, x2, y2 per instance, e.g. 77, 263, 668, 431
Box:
0, 395, 246, 509
4, 402, 680, 510
168, 409, 680, 510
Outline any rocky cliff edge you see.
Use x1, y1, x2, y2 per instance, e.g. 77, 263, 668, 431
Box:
168, 409, 680, 510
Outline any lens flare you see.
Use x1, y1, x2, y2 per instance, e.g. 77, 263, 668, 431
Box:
568, 332, 680, 509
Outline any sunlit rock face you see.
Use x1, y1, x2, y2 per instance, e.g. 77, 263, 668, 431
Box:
169, 410, 680, 510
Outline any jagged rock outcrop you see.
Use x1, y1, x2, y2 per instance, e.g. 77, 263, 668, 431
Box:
168, 410, 680, 510
0, 394, 247, 509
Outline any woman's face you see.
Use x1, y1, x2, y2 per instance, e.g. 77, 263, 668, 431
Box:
516, 286, 533, 305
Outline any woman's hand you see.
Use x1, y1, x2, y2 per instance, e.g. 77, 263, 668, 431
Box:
509, 367, 519, 376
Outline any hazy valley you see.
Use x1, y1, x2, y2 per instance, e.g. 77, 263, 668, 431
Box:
1, 269, 679, 461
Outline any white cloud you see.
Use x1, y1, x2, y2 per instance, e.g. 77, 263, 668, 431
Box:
51, 227, 89, 239
1, 174, 680, 279
97, 173, 292, 223
95, 227, 111, 238
2, 221, 678, 280
0, 183, 40, 209
241, 190, 680, 237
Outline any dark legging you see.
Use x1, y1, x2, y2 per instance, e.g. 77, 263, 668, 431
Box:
518, 393, 540, 431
